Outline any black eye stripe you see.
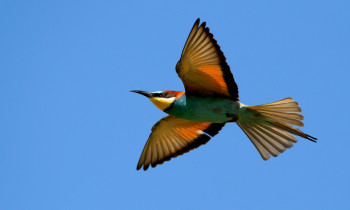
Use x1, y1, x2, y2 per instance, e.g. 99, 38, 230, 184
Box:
152, 92, 175, 98
151, 93, 161, 97
152, 93, 162, 97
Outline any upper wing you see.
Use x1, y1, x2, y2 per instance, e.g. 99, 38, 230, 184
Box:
176, 18, 239, 100
137, 115, 225, 170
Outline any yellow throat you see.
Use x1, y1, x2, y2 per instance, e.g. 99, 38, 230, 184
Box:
149, 97, 175, 111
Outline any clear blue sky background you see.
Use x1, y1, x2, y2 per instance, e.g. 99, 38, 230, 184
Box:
1, 0, 349, 209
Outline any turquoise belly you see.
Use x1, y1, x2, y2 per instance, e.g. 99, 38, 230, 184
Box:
165, 94, 240, 123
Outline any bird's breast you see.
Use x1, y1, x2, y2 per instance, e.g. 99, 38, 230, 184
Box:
165, 94, 241, 123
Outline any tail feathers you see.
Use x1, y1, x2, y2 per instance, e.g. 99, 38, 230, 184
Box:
238, 97, 317, 160
267, 120, 317, 142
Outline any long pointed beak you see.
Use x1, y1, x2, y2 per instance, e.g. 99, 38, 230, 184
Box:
130, 90, 153, 98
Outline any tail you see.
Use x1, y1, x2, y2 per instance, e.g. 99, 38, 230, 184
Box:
237, 97, 317, 160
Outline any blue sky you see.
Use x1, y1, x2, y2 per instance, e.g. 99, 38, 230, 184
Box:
1, 0, 349, 209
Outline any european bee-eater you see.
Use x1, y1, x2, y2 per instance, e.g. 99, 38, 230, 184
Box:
131, 18, 317, 171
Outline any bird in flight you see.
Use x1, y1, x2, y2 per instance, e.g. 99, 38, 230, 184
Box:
131, 18, 317, 171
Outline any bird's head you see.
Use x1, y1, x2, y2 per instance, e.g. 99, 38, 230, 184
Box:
130, 90, 183, 111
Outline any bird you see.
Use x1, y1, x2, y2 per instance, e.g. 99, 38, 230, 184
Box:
131, 18, 317, 171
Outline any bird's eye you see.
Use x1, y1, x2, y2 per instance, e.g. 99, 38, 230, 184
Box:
160, 93, 166, 97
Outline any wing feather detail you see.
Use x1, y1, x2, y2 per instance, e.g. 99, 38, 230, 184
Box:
137, 115, 225, 170
176, 18, 239, 100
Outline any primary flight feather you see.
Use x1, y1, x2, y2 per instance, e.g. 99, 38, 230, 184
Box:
131, 18, 317, 171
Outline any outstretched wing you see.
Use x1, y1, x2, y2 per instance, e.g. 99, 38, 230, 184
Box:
137, 115, 225, 170
176, 18, 239, 100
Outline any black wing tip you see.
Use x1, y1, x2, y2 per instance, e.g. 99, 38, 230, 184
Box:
136, 164, 147, 171
136, 162, 151, 171
192, 18, 201, 29
195, 18, 208, 29
144, 164, 150, 171
204, 123, 226, 137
